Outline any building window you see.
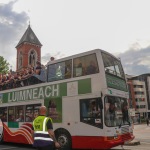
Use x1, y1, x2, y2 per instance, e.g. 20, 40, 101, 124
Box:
134, 91, 144, 95
140, 105, 146, 108
136, 98, 145, 102
133, 85, 143, 88
18, 51, 23, 69
29, 50, 37, 67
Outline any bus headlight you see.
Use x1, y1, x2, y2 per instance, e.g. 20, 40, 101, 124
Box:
107, 135, 118, 140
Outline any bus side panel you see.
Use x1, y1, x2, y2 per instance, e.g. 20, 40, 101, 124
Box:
62, 96, 123, 149
3, 123, 33, 144
72, 136, 124, 149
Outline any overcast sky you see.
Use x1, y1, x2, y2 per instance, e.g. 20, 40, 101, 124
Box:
1, 0, 150, 76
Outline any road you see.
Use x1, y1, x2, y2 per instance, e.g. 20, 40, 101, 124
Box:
0, 124, 150, 150
0, 143, 34, 150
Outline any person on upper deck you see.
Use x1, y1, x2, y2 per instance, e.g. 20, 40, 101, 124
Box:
86, 60, 98, 75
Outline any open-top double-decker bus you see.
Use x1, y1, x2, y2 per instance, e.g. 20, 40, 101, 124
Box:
0, 49, 134, 149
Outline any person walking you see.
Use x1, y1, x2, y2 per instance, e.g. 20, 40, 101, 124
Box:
147, 118, 149, 126
32, 106, 60, 150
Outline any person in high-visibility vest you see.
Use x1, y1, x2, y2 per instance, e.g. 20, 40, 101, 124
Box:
32, 106, 60, 150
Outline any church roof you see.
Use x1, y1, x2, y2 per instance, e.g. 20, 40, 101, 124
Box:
16, 25, 42, 48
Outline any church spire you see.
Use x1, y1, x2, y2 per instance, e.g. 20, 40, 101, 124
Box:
16, 25, 42, 48
16, 25, 42, 71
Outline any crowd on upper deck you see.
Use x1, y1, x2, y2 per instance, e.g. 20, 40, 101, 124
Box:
0, 61, 46, 91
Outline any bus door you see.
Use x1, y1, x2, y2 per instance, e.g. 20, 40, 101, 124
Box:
0, 118, 3, 142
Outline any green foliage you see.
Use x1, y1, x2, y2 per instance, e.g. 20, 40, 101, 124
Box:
0, 56, 9, 74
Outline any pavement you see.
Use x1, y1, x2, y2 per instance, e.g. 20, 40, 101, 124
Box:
112, 123, 150, 149
124, 124, 141, 146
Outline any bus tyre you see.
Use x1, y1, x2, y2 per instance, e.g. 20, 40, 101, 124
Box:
55, 128, 72, 150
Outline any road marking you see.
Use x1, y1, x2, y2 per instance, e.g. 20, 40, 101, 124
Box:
1, 147, 17, 150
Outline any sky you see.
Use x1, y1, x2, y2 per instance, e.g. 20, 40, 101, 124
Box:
1, 0, 150, 75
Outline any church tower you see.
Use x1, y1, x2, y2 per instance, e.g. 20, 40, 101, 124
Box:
15, 25, 42, 71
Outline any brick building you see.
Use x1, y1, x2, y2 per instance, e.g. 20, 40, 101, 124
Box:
126, 74, 149, 123
15, 25, 42, 71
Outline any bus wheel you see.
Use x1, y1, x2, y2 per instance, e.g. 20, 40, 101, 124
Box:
55, 128, 72, 150
0, 119, 3, 143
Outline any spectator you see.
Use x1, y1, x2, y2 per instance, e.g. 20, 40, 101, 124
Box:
86, 60, 97, 75
88, 100, 100, 117
1, 114, 7, 122
28, 67, 34, 75
74, 58, 85, 76
35, 61, 42, 75
9, 115, 15, 122
50, 57, 55, 61
122, 102, 129, 123
16, 113, 24, 122
46, 57, 55, 67
65, 64, 72, 79
105, 103, 116, 126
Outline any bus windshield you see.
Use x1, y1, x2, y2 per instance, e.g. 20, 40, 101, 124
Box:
101, 52, 125, 79
105, 96, 130, 127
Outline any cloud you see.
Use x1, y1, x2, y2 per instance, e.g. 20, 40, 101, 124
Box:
41, 51, 65, 65
117, 44, 150, 76
0, 1, 66, 69
0, 0, 29, 70
1, 0, 150, 77
41, 42, 150, 77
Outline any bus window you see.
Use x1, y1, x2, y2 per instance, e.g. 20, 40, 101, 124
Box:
65, 61, 72, 79
26, 105, 33, 122
73, 54, 99, 77
0, 107, 7, 122
47, 60, 72, 82
114, 60, 124, 78
15, 106, 24, 122
33, 104, 41, 118
105, 96, 119, 127
104, 96, 130, 127
48, 99, 59, 120
25, 104, 41, 122
8, 107, 15, 122
80, 98, 103, 128
102, 52, 125, 78
120, 99, 130, 125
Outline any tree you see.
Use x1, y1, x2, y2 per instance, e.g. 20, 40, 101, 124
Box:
0, 56, 9, 74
